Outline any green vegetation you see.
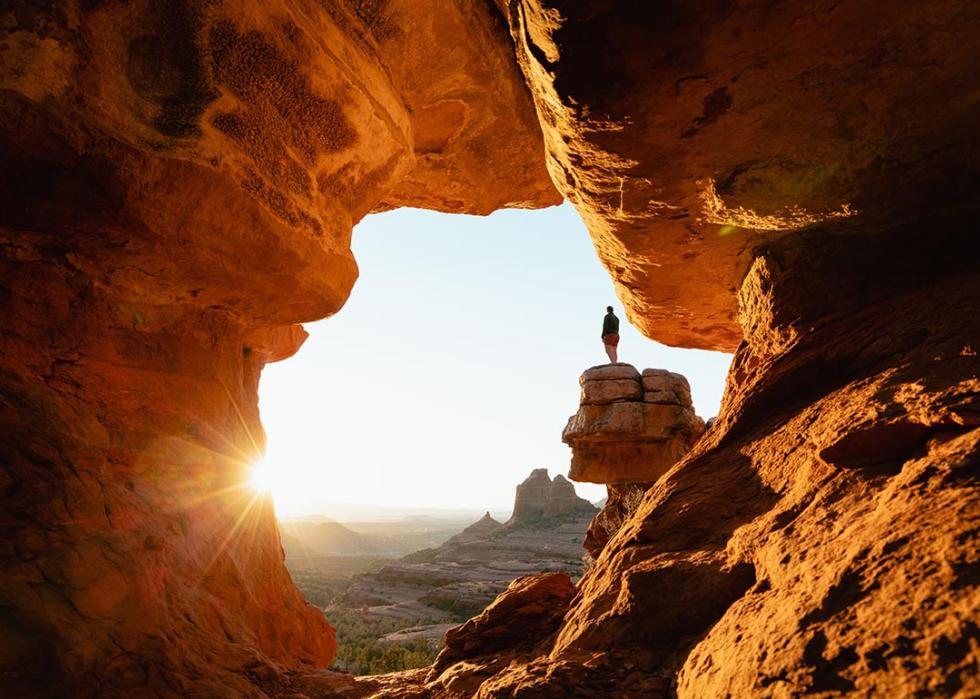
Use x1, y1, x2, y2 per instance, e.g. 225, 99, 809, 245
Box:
287, 556, 390, 607
326, 607, 444, 676
289, 558, 443, 675
418, 594, 481, 619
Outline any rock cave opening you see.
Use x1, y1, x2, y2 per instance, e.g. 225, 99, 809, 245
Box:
2, 0, 977, 697
255, 203, 733, 676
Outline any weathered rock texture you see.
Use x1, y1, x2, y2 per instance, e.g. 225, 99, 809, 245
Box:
566, 365, 705, 558
3, 0, 980, 696
0, 1, 555, 695
431, 572, 575, 677
368, 0, 561, 213
498, 0, 980, 350
508, 468, 597, 523
563, 364, 704, 484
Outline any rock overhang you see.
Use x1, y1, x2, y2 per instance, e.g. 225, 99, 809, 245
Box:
496, 0, 980, 350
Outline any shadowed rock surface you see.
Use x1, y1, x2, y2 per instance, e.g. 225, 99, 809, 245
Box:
2, 0, 979, 696
497, 0, 980, 350
0, 1, 554, 695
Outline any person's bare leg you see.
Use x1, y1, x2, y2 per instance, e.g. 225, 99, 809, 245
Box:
611, 345, 618, 363
605, 344, 616, 363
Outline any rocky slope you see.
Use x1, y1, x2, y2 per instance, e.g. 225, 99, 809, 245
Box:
448, 513, 504, 544
2, 0, 978, 696
333, 470, 595, 630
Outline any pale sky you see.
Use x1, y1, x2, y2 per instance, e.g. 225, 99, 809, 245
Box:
258, 203, 732, 517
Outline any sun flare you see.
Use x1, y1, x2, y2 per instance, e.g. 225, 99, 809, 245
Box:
249, 458, 277, 494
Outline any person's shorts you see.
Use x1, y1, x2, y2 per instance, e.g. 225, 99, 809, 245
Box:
602, 333, 620, 347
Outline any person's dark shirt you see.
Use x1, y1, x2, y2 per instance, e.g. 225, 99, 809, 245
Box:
602, 312, 619, 337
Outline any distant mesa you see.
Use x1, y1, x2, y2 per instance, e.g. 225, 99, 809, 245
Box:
280, 520, 379, 557
333, 468, 596, 631
508, 468, 597, 524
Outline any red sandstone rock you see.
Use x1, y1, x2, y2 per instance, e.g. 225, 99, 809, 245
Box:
566, 365, 704, 558
582, 482, 650, 561
2, 0, 979, 696
508, 468, 596, 523
563, 364, 704, 484
498, 0, 980, 350
433, 572, 575, 672
0, 1, 555, 695
580, 377, 643, 405
641, 369, 693, 406
366, 0, 561, 213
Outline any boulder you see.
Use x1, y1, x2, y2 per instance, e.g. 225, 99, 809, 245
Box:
432, 573, 575, 674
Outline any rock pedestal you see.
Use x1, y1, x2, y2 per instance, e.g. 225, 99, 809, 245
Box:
563, 364, 705, 558
563, 365, 704, 485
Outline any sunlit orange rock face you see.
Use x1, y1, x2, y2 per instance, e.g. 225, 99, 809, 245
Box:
2, 0, 979, 697
498, 0, 980, 350
0, 0, 555, 695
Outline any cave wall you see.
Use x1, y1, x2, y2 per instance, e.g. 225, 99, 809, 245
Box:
0, 0, 555, 695
0, 240, 333, 696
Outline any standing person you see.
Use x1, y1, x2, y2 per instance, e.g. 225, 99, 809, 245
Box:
602, 306, 620, 363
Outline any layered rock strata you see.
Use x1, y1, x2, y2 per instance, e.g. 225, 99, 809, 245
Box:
563, 365, 704, 484
565, 364, 706, 558
508, 468, 597, 523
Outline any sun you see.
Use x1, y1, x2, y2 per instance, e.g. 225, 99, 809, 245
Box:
249, 458, 277, 494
